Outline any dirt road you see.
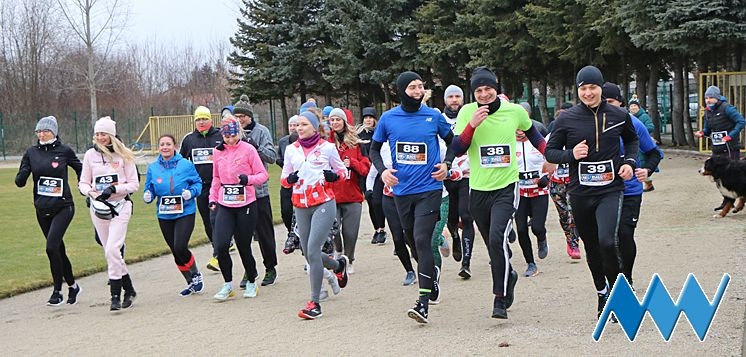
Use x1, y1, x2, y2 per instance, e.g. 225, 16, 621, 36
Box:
1, 152, 744, 356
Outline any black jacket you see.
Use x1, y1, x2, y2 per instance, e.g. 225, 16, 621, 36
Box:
179, 127, 223, 186
15, 139, 82, 211
545, 101, 639, 196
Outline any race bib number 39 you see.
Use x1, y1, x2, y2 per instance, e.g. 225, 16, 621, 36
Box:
223, 185, 246, 204
518, 170, 540, 188
38, 176, 63, 197
192, 148, 214, 164
395, 142, 427, 165
711, 131, 728, 146
159, 196, 184, 214
579, 160, 614, 186
94, 174, 119, 192
479, 144, 511, 168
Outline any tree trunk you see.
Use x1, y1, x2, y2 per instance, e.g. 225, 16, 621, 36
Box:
85, 0, 97, 127
636, 67, 649, 108
683, 60, 696, 146
671, 60, 688, 146
279, 96, 288, 136
537, 79, 550, 125
381, 82, 391, 110
647, 65, 661, 143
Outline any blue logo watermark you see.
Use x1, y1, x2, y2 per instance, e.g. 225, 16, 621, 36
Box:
593, 273, 730, 341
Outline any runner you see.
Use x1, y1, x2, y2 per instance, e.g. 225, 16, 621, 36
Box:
358, 107, 387, 244
278, 115, 300, 253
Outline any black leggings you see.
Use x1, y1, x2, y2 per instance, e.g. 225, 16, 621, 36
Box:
382, 195, 415, 272
254, 196, 277, 271
394, 190, 440, 295
618, 194, 641, 286
157, 214, 196, 267
36, 205, 75, 291
515, 195, 549, 264
196, 189, 213, 243
570, 191, 624, 291
213, 202, 258, 283
280, 187, 293, 232
366, 174, 386, 230
445, 178, 475, 264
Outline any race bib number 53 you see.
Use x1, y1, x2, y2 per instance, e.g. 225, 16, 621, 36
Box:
579, 160, 614, 186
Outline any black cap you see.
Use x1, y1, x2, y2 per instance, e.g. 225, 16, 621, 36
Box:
361, 107, 377, 119
601, 82, 625, 106
576, 65, 604, 88
470, 67, 499, 91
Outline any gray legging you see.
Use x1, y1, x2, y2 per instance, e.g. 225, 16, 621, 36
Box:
333, 202, 362, 262
295, 200, 340, 303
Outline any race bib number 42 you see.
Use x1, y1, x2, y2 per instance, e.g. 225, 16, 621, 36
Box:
94, 174, 119, 192
159, 195, 184, 214
192, 148, 214, 164
222, 185, 246, 204
395, 142, 427, 165
579, 160, 614, 186
37, 176, 63, 197
479, 144, 511, 168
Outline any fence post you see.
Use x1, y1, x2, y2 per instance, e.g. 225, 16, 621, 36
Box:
74, 112, 79, 152
151, 106, 155, 116
0, 112, 5, 160
269, 97, 277, 144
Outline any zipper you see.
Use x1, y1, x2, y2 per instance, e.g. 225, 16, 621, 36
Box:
587, 104, 601, 152
601, 113, 606, 152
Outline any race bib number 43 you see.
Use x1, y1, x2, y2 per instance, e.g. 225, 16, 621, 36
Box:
395, 142, 427, 165
38, 176, 63, 197
192, 148, 214, 164
223, 185, 246, 204
94, 174, 119, 192
159, 196, 184, 214
479, 144, 511, 168
579, 160, 614, 186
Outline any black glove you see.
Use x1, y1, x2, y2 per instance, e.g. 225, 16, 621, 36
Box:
246, 137, 258, 149
215, 142, 225, 151
537, 175, 550, 189
97, 185, 116, 201
323, 170, 339, 182
287, 171, 299, 184
238, 174, 248, 186
364, 190, 373, 201
209, 201, 217, 210
85, 196, 91, 208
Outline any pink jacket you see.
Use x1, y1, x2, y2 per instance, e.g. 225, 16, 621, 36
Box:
209, 141, 268, 207
78, 148, 140, 201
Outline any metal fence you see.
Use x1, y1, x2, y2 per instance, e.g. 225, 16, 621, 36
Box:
699, 72, 746, 153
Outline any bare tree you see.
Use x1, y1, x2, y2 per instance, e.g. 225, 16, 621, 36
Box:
56, 0, 129, 126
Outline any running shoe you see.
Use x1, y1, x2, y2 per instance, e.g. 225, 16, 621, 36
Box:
67, 284, 81, 305
505, 269, 518, 309
438, 235, 451, 258
508, 230, 516, 243
371, 231, 381, 244
537, 239, 548, 259
429, 266, 441, 305
524, 262, 539, 277
492, 296, 508, 319
47, 290, 63, 306
179, 282, 196, 297
298, 301, 322, 320
407, 301, 429, 324
214, 283, 235, 301
319, 289, 330, 302
283, 232, 300, 254
347, 263, 355, 274
243, 282, 258, 298
597, 288, 610, 319
325, 269, 341, 295
335, 255, 349, 288
110, 296, 121, 311
240, 273, 249, 289
452, 230, 462, 262
206, 257, 220, 272
261, 269, 277, 286
122, 291, 136, 309
191, 272, 204, 294
402, 271, 416, 286
229, 240, 237, 253
568, 244, 581, 260
376, 231, 387, 245
458, 265, 472, 280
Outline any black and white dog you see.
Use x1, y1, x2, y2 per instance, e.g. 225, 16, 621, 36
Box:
699, 156, 746, 217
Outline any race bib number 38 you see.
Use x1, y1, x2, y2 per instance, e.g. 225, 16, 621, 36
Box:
395, 142, 427, 165
94, 174, 119, 192
159, 196, 184, 214
192, 148, 214, 164
223, 185, 246, 204
579, 160, 614, 186
38, 176, 63, 197
479, 144, 511, 168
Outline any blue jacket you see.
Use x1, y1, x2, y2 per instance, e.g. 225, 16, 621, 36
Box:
144, 153, 202, 220
622, 115, 663, 196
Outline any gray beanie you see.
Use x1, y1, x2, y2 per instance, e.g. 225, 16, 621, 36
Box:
519, 102, 532, 114
299, 111, 320, 130
233, 94, 254, 117
705, 86, 721, 99
443, 85, 464, 100
288, 115, 300, 125
328, 108, 346, 120
35, 116, 58, 136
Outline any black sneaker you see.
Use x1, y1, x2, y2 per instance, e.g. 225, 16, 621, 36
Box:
110, 296, 121, 311
376, 231, 387, 245
322, 235, 334, 255
298, 301, 322, 320
429, 266, 441, 305
371, 231, 381, 244
597, 290, 609, 319
452, 231, 462, 262
335, 255, 349, 288
122, 291, 136, 309
458, 265, 472, 280
537, 239, 548, 259
283, 232, 299, 254
261, 269, 277, 286
67, 284, 82, 305
492, 296, 508, 319
407, 301, 429, 323
505, 269, 518, 309
47, 290, 63, 306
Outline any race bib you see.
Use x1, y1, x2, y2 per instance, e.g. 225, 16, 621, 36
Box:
479, 144, 511, 168
94, 174, 119, 192
556, 163, 569, 177
159, 195, 184, 214
711, 131, 728, 146
222, 185, 246, 204
518, 170, 540, 189
37, 176, 63, 197
192, 148, 214, 164
395, 142, 427, 165
579, 160, 614, 186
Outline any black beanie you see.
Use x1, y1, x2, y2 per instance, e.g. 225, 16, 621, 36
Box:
601, 82, 625, 106
470, 67, 499, 91
576, 66, 604, 88
396, 71, 424, 113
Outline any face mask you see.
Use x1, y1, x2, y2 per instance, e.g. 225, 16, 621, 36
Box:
708, 103, 716, 110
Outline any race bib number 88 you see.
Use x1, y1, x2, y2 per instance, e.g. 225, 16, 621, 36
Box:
579, 160, 614, 186
395, 142, 427, 165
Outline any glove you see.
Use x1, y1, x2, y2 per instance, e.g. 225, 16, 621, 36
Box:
143, 190, 153, 203
287, 171, 299, 184
323, 170, 339, 182
98, 185, 116, 201
364, 190, 373, 201
537, 175, 550, 188
246, 137, 258, 149
694, 131, 704, 138
447, 169, 462, 181
181, 189, 192, 201
238, 174, 249, 186
723, 135, 732, 142
215, 142, 226, 151
209, 201, 217, 210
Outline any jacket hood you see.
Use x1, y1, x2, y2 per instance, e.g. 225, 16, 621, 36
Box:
157, 152, 184, 168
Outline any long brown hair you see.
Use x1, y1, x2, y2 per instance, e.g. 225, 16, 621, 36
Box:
330, 114, 362, 149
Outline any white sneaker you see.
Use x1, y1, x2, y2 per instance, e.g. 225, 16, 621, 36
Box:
243, 282, 258, 298
325, 269, 341, 295
319, 289, 330, 301
347, 263, 354, 274
214, 283, 235, 301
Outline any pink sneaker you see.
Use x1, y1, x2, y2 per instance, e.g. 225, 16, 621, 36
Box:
567, 244, 581, 260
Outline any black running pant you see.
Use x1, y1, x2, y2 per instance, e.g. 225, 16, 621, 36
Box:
570, 191, 624, 291
618, 194, 642, 286
157, 214, 196, 267
213, 202, 258, 283
254, 196, 277, 271
196, 187, 213, 243
366, 174, 386, 230
515, 195, 549, 265
445, 178, 475, 265
470, 184, 518, 297
382, 195, 414, 272
36, 205, 75, 291
394, 190, 440, 295
280, 186, 293, 232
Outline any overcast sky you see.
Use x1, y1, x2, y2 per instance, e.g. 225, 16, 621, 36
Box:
124, 0, 241, 52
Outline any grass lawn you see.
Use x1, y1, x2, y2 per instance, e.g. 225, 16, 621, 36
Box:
0, 163, 283, 298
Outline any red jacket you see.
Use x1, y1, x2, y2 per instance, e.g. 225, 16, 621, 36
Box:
327, 140, 370, 203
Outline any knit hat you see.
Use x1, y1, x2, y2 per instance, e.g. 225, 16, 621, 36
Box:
444, 85, 464, 100
343, 108, 354, 126
576, 65, 604, 88
288, 115, 300, 125
299, 111, 320, 130
220, 116, 240, 136
519, 102, 532, 114
470, 67, 499, 91
35, 116, 58, 136
322, 106, 333, 117
329, 108, 346, 121
299, 100, 317, 114
94, 116, 117, 136
194, 106, 211, 120
628, 98, 641, 107
705, 85, 721, 98
601, 82, 625, 105
233, 94, 253, 117
361, 107, 377, 119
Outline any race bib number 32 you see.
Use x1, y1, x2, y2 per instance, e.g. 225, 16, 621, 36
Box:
479, 144, 511, 168
223, 185, 246, 204
94, 174, 119, 192
38, 176, 63, 197
192, 148, 214, 164
579, 160, 614, 186
395, 142, 427, 165
159, 196, 184, 214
